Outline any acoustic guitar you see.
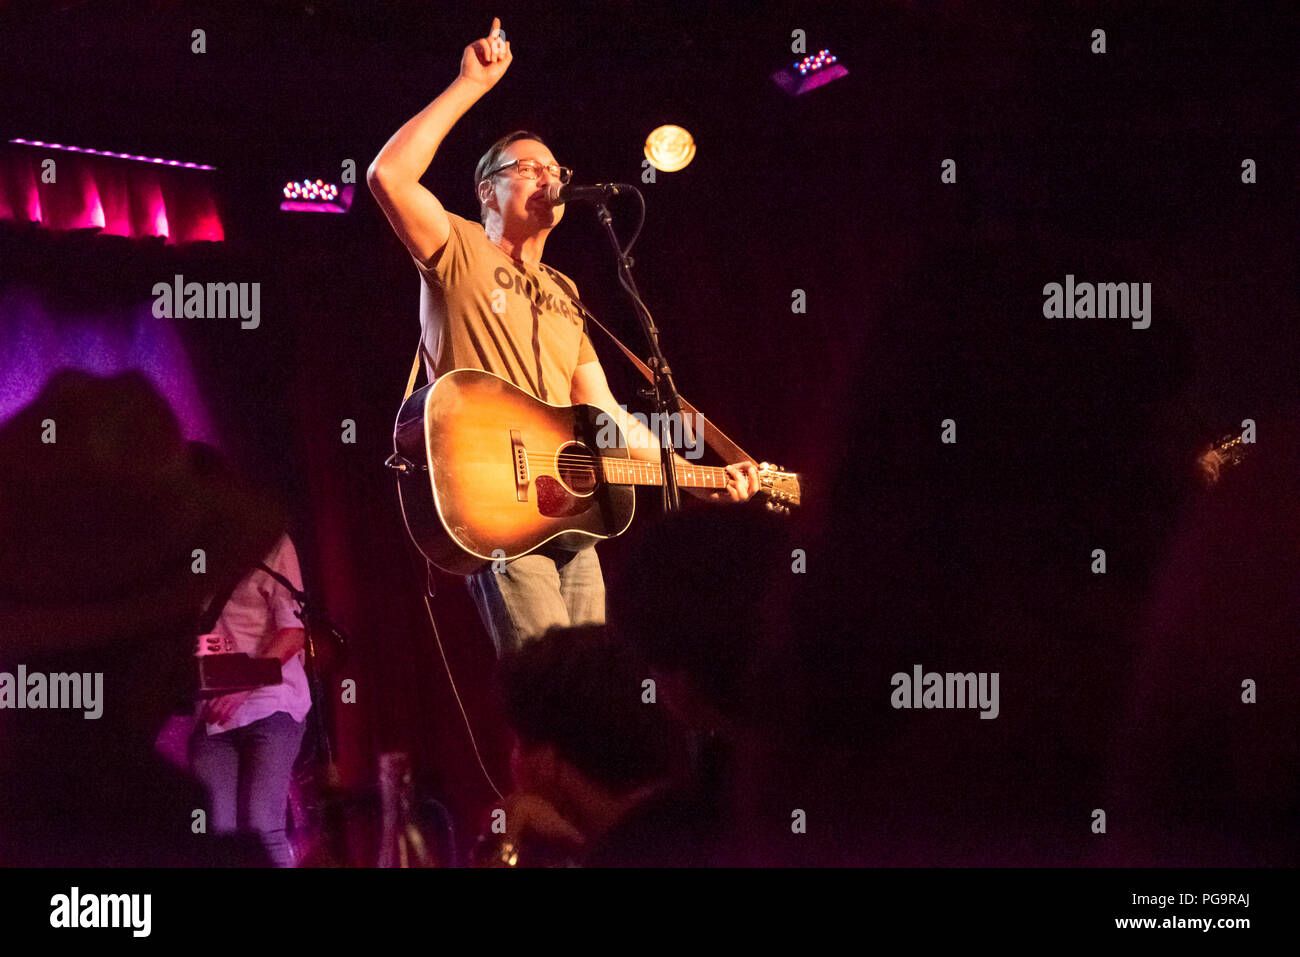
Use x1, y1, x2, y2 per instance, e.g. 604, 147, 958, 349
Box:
391, 369, 804, 574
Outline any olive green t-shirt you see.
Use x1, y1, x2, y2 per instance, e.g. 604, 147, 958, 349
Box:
415, 211, 598, 404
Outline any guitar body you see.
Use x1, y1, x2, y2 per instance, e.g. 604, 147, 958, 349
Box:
394, 369, 636, 574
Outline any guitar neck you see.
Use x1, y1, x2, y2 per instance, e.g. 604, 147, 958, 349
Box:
599, 457, 733, 491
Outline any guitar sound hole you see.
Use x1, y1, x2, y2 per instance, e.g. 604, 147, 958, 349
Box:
556, 442, 598, 495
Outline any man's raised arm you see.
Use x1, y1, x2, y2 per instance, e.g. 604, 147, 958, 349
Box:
367, 17, 512, 264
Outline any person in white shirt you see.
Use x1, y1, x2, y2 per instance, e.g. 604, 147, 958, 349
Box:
188, 532, 312, 866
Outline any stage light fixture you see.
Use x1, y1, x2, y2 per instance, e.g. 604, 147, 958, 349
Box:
644, 125, 696, 173
772, 48, 848, 96
279, 178, 354, 213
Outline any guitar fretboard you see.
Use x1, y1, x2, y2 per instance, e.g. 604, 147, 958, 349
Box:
599, 457, 733, 490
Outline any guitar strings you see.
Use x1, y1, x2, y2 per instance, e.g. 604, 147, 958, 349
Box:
519, 460, 729, 482
520, 459, 719, 474
504, 447, 749, 486
518, 453, 734, 486
519, 451, 727, 473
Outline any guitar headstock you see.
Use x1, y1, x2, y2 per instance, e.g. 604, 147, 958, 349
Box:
1198, 429, 1252, 488
757, 462, 804, 514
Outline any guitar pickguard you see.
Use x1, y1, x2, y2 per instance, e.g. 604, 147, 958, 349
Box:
535, 475, 592, 518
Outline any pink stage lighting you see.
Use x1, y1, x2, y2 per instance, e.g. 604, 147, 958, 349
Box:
772, 49, 848, 96
2, 139, 222, 242
280, 179, 354, 214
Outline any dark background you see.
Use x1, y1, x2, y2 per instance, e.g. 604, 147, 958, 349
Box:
1, 0, 1295, 863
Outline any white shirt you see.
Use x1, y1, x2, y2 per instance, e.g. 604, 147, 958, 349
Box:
200, 533, 312, 734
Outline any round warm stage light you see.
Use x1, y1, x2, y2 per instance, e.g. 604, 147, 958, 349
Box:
644, 125, 696, 172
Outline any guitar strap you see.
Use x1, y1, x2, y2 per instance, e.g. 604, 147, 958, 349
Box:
195, 566, 246, 637
403, 343, 427, 403
402, 277, 757, 466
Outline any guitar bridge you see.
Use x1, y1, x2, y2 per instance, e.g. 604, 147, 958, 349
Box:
511, 429, 529, 502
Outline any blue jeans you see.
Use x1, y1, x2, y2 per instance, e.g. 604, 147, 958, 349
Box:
188, 711, 306, 867
467, 543, 606, 657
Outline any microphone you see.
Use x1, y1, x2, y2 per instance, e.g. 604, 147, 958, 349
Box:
546, 182, 629, 206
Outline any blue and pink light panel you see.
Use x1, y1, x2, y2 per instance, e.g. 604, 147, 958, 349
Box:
772, 49, 848, 96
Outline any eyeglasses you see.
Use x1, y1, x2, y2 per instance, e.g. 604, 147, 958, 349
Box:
485, 158, 573, 184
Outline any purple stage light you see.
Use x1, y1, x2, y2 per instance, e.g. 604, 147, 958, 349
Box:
795, 50, 838, 75
772, 48, 848, 96
0, 287, 221, 442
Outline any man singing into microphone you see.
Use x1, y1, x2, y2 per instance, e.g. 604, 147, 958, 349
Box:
368, 18, 759, 655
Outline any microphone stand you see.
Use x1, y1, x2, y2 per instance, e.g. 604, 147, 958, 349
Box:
256, 563, 348, 771
591, 187, 683, 512
256, 562, 355, 864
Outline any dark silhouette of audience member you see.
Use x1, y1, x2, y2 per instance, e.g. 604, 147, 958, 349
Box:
608, 505, 835, 865
1098, 409, 1300, 865
478, 624, 707, 867
0, 370, 282, 866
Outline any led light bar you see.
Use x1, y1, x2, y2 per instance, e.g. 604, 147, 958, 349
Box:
8, 138, 214, 170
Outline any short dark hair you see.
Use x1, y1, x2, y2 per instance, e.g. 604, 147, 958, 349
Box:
474, 129, 548, 225
497, 625, 681, 795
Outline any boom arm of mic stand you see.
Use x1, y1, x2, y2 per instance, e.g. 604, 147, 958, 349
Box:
256, 561, 350, 655
254, 562, 348, 766
593, 196, 682, 512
